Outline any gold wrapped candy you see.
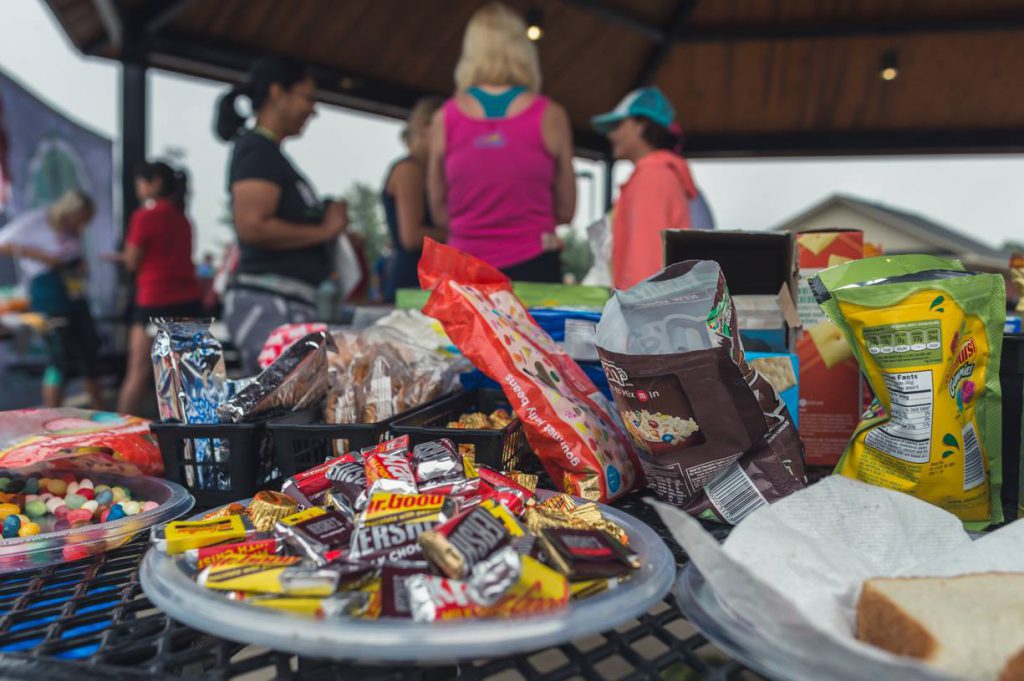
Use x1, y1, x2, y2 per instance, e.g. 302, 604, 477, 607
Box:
201, 502, 248, 521
246, 490, 299, 532
525, 501, 630, 548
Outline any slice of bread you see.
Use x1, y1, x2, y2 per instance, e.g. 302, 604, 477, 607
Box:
857, 573, 1024, 681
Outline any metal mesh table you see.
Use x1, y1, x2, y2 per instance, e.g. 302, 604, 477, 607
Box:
0, 494, 761, 681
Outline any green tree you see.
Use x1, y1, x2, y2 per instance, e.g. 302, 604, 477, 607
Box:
344, 181, 389, 270
560, 227, 593, 283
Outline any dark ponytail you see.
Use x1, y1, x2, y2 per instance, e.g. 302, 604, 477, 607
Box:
136, 161, 188, 211
213, 56, 312, 141
635, 116, 680, 152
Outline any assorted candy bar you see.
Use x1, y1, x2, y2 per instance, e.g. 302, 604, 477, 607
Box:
154, 435, 643, 620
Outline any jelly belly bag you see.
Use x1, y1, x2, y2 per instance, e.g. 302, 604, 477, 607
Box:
418, 240, 640, 502
812, 255, 1005, 529
596, 261, 806, 524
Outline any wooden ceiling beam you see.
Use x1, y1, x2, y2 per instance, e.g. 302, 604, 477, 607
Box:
634, 0, 700, 88
560, 0, 666, 42
682, 128, 1024, 158
676, 16, 1024, 43
140, 0, 198, 35
90, 0, 123, 50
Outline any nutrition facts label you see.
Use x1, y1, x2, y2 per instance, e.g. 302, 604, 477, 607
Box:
864, 370, 933, 463
862, 320, 943, 368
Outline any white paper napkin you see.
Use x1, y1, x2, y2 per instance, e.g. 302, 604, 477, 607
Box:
652, 476, 1024, 681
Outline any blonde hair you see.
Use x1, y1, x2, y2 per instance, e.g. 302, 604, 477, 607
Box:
454, 3, 541, 92
403, 96, 445, 145
47, 189, 95, 227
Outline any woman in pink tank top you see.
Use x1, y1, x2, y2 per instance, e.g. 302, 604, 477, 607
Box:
428, 2, 576, 282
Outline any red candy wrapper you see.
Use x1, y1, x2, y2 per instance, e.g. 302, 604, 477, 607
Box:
419, 240, 640, 502
281, 451, 362, 508
363, 436, 417, 496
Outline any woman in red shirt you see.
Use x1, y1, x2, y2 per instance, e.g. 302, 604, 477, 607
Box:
115, 161, 203, 415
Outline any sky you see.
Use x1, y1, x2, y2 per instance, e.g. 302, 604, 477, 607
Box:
0, 0, 1021, 257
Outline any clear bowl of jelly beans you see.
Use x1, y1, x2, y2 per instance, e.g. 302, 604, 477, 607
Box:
0, 470, 193, 573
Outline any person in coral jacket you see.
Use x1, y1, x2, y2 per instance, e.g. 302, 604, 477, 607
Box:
592, 87, 700, 290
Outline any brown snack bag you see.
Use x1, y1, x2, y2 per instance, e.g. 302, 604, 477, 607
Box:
596, 260, 806, 523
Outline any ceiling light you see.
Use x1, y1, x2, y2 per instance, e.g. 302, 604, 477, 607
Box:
526, 7, 543, 41
880, 50, 899, 81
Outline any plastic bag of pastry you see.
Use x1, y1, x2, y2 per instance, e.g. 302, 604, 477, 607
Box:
419, 239, 640, 503
219, 331, 337, 423
812, 254, 1006, 529
595, 260, 806, 524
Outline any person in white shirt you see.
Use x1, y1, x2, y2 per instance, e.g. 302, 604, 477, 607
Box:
0, 190, 102, 408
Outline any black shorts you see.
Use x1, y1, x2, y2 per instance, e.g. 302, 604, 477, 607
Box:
499, 251, 563, 283
45, 304, 101, 380
132, 299, 204, 325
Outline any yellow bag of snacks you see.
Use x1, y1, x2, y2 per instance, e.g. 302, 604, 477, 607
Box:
813, 255, 1005, 529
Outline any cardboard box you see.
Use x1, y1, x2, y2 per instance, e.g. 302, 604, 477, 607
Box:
663, 230, 801, 352
794, 230, 864, 467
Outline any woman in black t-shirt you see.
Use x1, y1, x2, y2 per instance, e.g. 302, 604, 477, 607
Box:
215, 57, 348, 373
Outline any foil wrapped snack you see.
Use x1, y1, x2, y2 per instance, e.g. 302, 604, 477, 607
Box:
152, 317, 230, 488
218, 331, 336, 423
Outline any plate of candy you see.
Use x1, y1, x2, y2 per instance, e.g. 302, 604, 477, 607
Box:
140, 436, 674, 662
0, 470, 194, 572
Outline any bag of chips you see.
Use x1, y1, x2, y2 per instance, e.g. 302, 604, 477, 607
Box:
812, 255, 1006, 529
419, 240, 640, 502
595, 260, 806, 524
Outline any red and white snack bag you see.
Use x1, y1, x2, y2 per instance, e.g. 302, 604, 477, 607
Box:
418, 240, 641, 502
258, 322, 329, 370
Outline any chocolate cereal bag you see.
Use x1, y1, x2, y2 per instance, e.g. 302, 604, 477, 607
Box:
812, 255, 1005, 529
596, 261, 806, 524
419, 240, 640, 502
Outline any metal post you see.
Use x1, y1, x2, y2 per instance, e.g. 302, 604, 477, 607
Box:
119, 60, 147, 236
603, 155, 614, 213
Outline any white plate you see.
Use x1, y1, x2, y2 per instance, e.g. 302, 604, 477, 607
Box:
140, 492, 675, 663
675, 563, 956, 681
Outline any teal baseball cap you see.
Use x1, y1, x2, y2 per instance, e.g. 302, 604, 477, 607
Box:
591, 87, 675, 134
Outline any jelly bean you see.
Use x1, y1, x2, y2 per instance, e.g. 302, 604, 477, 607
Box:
6, 479, 24, 493
119, 486, 132, 500
64, 493, 85, 510
3, 514, 21, 538
46, 497, 65, 513
66, 509, 92, 524
62, 544, 89, 562
78, 488, 95, 501
141, 501, 160, 512
25, 500, 46, 518
53, 518, 70, 531
0, 477, 9, 492
78, 478, 94, 490
122, 501, 141, 516
23, 478, 39, 494
81, 500, 98, 513
100, 508, 111, 523
0, 503, 19, 520
110, 487, 127, 504
16, 514, 29, 524
53, 505, 70, 519
46, 479, 67, 496
106, 504, 126, 521
38, 492, 52, 502
24, 494, 38, 503
18, 522, 40, 537
93, 484, 110, 494
95, 489, 113, 506
67, 481, 79, 495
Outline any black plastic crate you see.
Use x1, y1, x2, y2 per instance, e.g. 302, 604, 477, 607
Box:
390, 389, 529, 471
267, 407, 394, 479
149, 420, 279, 507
